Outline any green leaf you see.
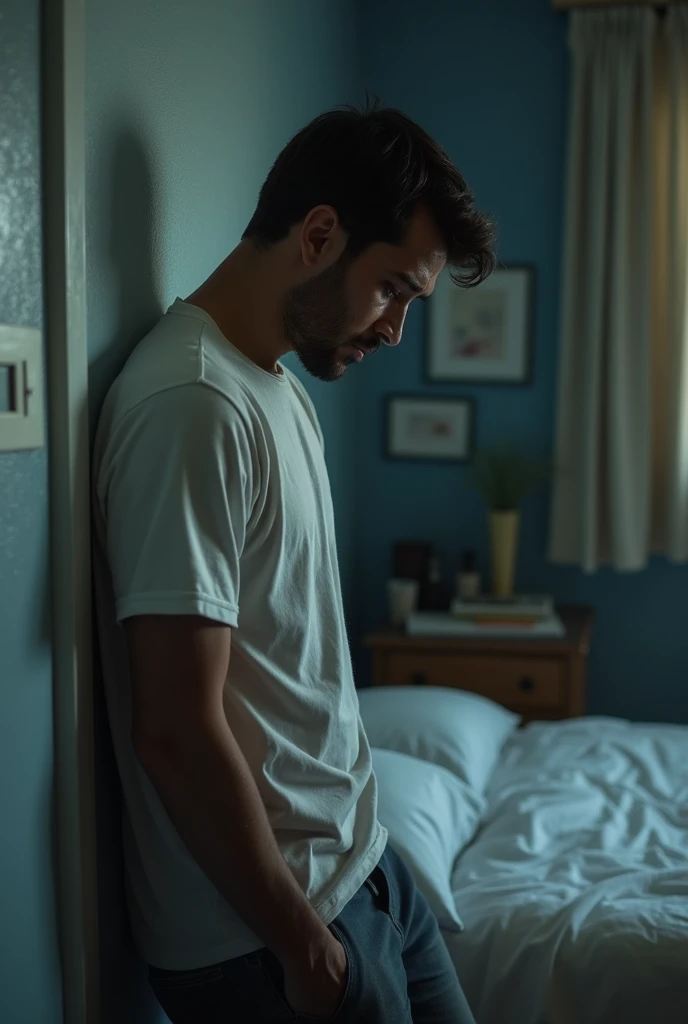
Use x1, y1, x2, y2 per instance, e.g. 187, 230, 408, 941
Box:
468, 449, 551, 511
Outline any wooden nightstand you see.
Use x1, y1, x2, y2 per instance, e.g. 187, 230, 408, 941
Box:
363, 606, 593, 722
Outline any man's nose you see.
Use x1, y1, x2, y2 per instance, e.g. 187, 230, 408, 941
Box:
382, 308, 407, 347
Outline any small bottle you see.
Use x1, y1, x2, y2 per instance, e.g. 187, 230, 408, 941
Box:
456, 549, 481, 601
425, 555, 447, 612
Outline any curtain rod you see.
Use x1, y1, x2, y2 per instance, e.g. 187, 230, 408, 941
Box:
553, 0, 673, 9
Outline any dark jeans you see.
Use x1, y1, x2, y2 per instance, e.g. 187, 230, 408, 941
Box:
149, 845, 476, 1023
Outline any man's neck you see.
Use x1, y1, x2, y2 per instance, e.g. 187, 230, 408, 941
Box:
185, 241, 290, 374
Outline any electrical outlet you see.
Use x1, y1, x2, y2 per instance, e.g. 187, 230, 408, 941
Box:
0, 324, 44, 451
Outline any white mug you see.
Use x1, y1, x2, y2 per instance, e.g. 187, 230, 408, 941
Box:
387, 578, 419, 627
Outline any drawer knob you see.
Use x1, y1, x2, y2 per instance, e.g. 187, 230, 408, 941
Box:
411, 672, 427, 686
518, 676, 536, 692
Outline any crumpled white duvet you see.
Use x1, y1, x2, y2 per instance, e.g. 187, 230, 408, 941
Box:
443, 717, 688, 1024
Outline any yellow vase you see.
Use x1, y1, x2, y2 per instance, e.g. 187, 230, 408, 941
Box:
490, 511, 520, 599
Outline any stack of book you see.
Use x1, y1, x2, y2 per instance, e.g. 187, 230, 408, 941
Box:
406, 595, 565, 638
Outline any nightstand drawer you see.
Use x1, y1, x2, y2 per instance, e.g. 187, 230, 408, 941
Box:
365, 608, 591, 719
385, 653, 564, 709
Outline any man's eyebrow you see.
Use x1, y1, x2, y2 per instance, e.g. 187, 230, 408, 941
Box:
395, 271, 430, 300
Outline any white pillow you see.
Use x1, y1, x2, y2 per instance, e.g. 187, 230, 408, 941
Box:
372, 747, 485, 932
359, 686, 519, 796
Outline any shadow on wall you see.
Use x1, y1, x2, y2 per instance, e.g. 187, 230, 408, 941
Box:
90, 126, 169, 1023
89, 123, 163, 423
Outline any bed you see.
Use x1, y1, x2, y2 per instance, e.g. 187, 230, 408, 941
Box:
358, 687, 688, 1024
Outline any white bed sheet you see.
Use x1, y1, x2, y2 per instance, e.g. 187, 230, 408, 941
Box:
444, 717, 688, 1024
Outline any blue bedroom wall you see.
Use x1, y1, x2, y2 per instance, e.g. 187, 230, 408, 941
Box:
0, 2, 63, 1022
355, 0, 688, 723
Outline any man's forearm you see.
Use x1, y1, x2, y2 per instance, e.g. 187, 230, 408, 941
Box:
135, 718, 330, 963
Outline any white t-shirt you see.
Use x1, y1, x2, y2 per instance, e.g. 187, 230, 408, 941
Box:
92, 298, 386, 970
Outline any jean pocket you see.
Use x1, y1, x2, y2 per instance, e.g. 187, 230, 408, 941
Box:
259, 923, 353, 1024
370, 852, 404, 939
296, 922, 353, 1023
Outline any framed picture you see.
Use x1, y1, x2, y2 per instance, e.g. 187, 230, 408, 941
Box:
426, 264, 534, 384
385, 395, 474, 463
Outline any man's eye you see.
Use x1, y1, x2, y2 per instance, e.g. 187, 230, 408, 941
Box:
384, 283, 400, 302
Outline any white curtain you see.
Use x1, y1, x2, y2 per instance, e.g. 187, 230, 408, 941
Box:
549, 5, 688, 572
663, 6, 688, 561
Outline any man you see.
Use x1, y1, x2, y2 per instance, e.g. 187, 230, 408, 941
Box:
93, 103, 494, 1023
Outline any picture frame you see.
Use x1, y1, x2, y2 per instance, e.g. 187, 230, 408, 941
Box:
426, 264, 535, 385
385, 395, 475, 463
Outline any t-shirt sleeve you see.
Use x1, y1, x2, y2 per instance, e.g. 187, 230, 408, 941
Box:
97, 383, 256, 627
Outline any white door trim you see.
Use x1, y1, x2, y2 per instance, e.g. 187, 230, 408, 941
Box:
43, 0, 100, 1021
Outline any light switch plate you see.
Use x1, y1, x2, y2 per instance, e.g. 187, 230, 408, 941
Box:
0, 324, 44, 451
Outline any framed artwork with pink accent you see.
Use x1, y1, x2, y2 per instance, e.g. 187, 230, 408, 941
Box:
426, 265, 534, 385
385, 395, 474, 463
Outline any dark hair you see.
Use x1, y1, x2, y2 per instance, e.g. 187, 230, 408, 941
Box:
242, 101, 495, 287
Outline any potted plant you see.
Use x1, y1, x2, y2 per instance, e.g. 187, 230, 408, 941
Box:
469, 450, 550, 599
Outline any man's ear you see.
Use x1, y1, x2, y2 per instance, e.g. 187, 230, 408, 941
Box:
299, 205, 345, 267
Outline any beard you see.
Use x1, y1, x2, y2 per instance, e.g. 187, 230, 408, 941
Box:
283, 254, 377, 382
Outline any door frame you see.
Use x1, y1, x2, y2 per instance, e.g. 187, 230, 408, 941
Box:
43, 0, 99, 1021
